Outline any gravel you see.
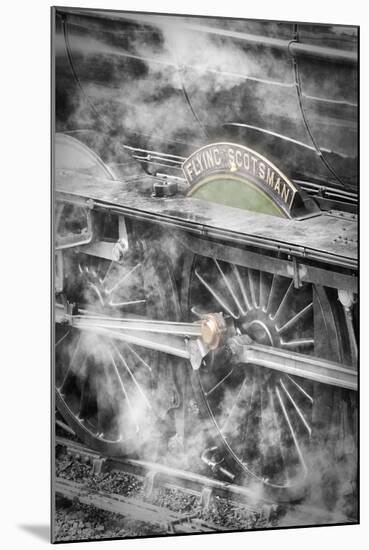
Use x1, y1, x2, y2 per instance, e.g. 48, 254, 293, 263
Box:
54, 443, 276, 542
54, 496, 164, 541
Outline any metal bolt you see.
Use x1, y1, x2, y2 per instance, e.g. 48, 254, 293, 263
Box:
112, 239, 128, 263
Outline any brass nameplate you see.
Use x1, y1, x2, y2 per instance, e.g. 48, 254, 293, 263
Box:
183, 142, 297, 211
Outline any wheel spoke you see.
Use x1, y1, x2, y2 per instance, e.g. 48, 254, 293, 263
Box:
248, 269, 258, 309
89, 283, 105, 307
190, 306, 205, 318
106, 263, 142, 295
279, 379, 311, 436
259, 270, 268, 313
270, 280, 294, 322
55, 329, 71, 348
281, 338, 314, 348
232, 265, 252, 311
260, 382, 275, 470
195, 269, 239, 319
95, 366, 109, 438
276, 386, 307, 473
268, 388, 289, 484
205, 369, 234, 397
109, 299, 146, 308
277, 302, 313, 334
112, 342, 152, 409
241, 377, 257, 446
265, 273, 277, 314
286, 375, 313, 403
220, 375, 248, 434
77, 359, 89, 418
107, 347, 139, 432
59, 334, 82, 392
214, 259, 247, 315
102, 259, 116, 284
125, 343, 153, 372
93, 257, 102, 279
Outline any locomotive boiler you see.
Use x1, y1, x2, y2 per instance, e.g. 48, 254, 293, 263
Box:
53, 8, 358, 510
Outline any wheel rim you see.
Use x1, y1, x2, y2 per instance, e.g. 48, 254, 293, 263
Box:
55, 235, 180, 457
186, 254, 351, 498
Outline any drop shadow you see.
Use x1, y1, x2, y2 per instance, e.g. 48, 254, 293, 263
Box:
18, 524, 50, 543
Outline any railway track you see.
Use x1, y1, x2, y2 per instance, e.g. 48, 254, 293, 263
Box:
54, 433, 268, 537
54, 431, 353, 537
55, 477, 219, 534
55, 434, 276, 530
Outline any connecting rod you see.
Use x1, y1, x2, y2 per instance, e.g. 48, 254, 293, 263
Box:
55, 306, 357, 391
227, 336, 357, 391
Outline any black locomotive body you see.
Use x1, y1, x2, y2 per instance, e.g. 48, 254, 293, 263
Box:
53, 8, 358, 513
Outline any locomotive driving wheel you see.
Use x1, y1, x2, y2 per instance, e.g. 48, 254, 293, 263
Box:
55, 229, 181, 458
54, 134, 182, 459
184, 253, 357, 504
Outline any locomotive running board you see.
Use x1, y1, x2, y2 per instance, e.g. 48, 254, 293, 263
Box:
55, 170, 357, 270
55, 307, 357, 391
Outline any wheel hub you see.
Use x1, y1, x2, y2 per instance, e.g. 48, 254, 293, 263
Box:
238, 310, 279, 348
201, 313, 227, 350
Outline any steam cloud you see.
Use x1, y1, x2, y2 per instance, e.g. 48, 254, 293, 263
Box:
55, 13, 358, 525
57, 13, 357, 184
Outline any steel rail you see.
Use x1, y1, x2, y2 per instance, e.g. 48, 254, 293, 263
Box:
55, 435, 355, 527
55, 478, 218, 534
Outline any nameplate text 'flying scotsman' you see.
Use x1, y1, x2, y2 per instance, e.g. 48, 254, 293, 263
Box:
183, 143, 303, 218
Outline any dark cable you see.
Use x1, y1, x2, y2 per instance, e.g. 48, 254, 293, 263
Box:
62, 14, 204, 161
168, 42, 210, 140
290, 24, 345, 187
62, 15, 170, 175
62, 15, 116, 132
177, 66, 210, 139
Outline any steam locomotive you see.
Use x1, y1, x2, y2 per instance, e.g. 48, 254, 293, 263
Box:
53, 8, 358, 509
